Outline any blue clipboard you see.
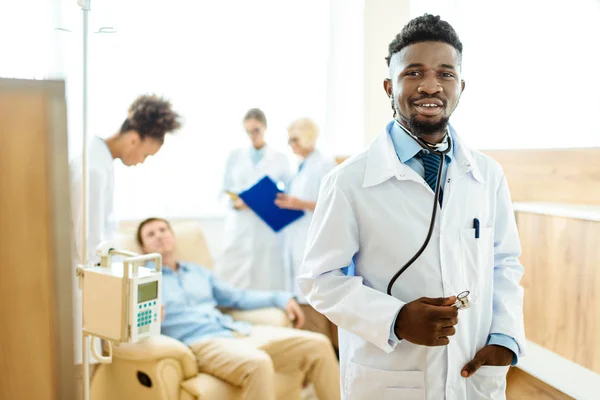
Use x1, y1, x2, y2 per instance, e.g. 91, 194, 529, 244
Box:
238, 176, 304, 232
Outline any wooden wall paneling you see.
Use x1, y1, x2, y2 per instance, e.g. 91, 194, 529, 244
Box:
483, 148, 600, 205
0, 79, 74, 400
517, 212, 600, 373
506, 368, 574, 400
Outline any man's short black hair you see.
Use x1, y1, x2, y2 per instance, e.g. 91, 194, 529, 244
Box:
385, 14, 463, 66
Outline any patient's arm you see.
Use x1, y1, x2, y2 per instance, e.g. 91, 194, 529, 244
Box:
209, 273, 292, 311
225, 307, 292, 327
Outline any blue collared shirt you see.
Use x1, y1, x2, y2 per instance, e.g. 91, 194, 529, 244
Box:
159, 261, 292, 345
386, 120, 519, 365
387, 120, 453, 187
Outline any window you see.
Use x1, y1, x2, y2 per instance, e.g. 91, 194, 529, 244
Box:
3, 0, 366, 220
0, 1, 60, 79
80, 0, 331, 219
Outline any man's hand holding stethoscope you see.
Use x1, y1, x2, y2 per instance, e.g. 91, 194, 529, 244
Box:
393, 295, 461, 346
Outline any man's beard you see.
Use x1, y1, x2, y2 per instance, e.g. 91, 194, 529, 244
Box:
403, 114, 450, 137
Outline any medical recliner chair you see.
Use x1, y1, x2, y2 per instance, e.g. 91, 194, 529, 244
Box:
90, 221, 298, 400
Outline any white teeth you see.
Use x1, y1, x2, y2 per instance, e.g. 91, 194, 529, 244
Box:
418, 104, 439, 107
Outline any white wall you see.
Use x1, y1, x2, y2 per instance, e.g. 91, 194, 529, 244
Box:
406, 0, 600, 150
363, 0, 411, 144
324, 0, 367, 155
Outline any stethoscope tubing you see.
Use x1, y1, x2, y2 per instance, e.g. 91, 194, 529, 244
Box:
386, 135, 452, 296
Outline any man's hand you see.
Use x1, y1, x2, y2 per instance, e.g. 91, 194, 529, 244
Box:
274, 193, 304, 211
394, 296, 459, 346
285, 298, 305, 329
461, 345, 514, 377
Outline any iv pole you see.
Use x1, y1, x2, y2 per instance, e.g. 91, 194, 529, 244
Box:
77, 0, 91, 399
77, 1, 116, 398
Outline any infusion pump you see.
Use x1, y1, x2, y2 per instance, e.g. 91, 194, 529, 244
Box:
78, 242, 162, 344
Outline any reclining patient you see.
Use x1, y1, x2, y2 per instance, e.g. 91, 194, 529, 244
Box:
136, 217, 340, 400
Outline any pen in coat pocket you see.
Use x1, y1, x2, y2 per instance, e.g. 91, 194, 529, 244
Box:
473, 218, 480, 239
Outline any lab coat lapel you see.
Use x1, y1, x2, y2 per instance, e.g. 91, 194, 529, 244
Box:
255, 145, 273, 172
447, 127, 485, 184
363, 130, 425, 188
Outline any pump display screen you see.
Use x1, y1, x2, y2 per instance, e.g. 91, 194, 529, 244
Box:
138, 281, 158, 303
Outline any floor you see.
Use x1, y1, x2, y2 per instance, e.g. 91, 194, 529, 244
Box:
506, 368, 573, 400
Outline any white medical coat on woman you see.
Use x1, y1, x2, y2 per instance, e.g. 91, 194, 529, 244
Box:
297, 127, 526, 400
216, 145, 292, 291
282, 149, 335, 302
69, 135, 116, 364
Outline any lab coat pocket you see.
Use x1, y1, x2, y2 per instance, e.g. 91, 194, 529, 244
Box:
467, 365, 509, 400
459, 227, 493, 302
347, 361, 425, 399
384, 388, 425, 400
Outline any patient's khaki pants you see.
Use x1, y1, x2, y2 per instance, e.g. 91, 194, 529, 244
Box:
190, 326, 340, 400
300, 304, 339, 351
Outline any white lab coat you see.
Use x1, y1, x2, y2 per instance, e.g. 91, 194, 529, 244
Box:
69, 135, 116, 364
282, 149, 335, 302
216, 145, 292, 290
297, 127, 526, 400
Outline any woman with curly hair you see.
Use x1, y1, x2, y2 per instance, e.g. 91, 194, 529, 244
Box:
71, 94, 182, 263
69, 94, 181, 366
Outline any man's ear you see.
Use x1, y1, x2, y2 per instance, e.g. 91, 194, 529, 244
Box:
461, 80, 466, 93
383, 79, 393, 97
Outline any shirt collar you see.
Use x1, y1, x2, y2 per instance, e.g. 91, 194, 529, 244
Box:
250, 146, 265, 158
388, 120, 454, 164
93, 135, 114, 167
363, 120, 484, 188
298, 149, 319, 171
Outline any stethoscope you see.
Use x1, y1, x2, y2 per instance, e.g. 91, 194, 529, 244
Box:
384, 122, 471, 310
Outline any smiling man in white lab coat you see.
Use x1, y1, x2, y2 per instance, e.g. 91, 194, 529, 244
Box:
297, 14, 526, 400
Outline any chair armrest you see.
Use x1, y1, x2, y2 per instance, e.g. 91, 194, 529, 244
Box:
111, 334, 198, 378
225, 307, 292, 327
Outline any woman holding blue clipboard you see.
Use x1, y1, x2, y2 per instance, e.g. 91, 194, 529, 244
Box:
275, 118, 337, 347
216, 108, 292, 291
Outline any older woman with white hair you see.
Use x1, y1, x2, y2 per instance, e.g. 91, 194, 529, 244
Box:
274, 117, 337, 349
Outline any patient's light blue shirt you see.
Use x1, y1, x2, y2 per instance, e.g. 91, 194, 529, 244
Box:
158, 261, 292, 345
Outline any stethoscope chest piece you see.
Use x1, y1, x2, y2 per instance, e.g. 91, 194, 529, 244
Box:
453, 290, 471, 310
